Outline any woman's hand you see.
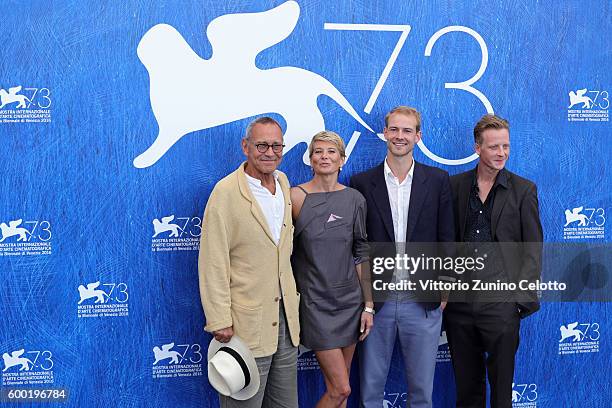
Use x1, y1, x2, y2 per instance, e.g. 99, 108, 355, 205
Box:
359, 311, 374, 341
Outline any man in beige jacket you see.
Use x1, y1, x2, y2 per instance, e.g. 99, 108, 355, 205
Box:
199, 116, 300, 407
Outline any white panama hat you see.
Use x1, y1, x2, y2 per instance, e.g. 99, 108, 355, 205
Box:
207, 335, 260, 400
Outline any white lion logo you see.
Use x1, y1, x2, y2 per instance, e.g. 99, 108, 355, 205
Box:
438, 330, 448, 346
153, 343, 181, 365
0, 86, 28, 109
2, 349, 33, 372
152, 215, 180, 238
564, 206, 588, 227
77, 281, 107, 304
568, 89, 593, 109
134, 1, 372, 168
559, 322, 583, 343
511, 383, 521, 402
0, 219, 29, 242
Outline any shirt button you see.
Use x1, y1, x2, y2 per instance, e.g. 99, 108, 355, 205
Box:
479, 210, 482, 214
274, 297, 280, 302
476, 230, 480, 233
474, 249, 478, 253
272, 322, 278, 327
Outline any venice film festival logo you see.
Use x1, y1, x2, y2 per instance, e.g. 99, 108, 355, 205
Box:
134, 0, 496, 168
512, 382, 538, 407
562, 206, 605, 240
1, 348, 55, 386
0, 219, 52, 257
77, 281, 129, 318
558, 321, 600, 355
297, 345, 320, 371
151, 342, 203, 379
383, 392, 408, 408
0, 85, 52, 123
436, 330, 451, 363
151, 214, 201, 252
567, 88, 609, 122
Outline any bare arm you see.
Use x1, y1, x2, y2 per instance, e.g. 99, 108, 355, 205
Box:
356, 263, 373, 308
290, 186, 307, 220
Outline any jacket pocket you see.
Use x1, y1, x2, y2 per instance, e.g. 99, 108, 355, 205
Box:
324, 220, 349, 230
231, 302, 263, 349
331, 278, 357, 289
323, 220, 351, 242
309, 279, 362, 312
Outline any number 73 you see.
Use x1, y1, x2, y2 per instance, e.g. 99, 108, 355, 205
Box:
324, 23, 491, 165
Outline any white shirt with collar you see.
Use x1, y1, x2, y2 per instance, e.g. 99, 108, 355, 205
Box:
245, 171, 285, 245
384, 158, 415, 292
384, 157, 414, 243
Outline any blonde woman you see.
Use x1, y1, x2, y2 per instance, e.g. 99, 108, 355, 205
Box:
291, 131, 373, 408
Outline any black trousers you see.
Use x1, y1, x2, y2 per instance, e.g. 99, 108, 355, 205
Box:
444, 302, 520, 408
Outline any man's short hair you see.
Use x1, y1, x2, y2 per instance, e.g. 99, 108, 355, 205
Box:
473, 114, 510, 144
244, 116, 283, 140
384, 106, 421, 132
308, 130, 346, 159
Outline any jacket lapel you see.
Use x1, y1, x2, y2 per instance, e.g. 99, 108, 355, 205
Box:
457, 171, 473, 240
237, 163, 277, 245
370, 163, 395, 242
406, 161, 428, 241
491, 174, 510, 238
278, 173, 294, 247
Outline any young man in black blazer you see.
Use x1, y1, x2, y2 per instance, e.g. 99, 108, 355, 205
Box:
446, 114, 543, 408
350, 106, 454, 408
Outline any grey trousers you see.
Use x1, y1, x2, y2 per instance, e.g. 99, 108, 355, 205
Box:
219, 303, 298, 408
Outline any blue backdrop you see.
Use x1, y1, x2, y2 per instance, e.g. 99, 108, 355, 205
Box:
0, 1, 609, 407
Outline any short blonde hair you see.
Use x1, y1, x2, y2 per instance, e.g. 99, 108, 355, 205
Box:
473, 114, 509, 144
384, 106, 421, 132
308, 131, 346, 158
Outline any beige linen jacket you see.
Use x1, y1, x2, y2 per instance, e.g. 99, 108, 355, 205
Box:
198, 163, 300, 357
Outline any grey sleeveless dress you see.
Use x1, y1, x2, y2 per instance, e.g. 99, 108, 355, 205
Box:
291, 187, 369, 350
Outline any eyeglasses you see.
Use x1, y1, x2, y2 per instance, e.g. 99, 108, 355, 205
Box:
252, 142, 285, 153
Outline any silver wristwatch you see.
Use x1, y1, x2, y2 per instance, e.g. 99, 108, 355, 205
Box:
363, 306, 375, 315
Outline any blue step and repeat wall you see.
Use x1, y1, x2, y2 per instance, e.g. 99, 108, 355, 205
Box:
1, 1, 610, 407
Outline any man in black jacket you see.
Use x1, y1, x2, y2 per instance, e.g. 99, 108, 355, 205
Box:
446, 114, 543, 408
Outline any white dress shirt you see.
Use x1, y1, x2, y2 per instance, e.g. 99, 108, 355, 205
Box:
384, 158, 415, 295
245, 171, 285, 245
384, 158, 414, 243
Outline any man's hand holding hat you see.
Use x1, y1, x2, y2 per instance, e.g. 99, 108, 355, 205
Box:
214, 326, 234, 343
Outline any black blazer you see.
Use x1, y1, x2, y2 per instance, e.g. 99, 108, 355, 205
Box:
450, 168, 543, 318
350, 161, 455, 310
